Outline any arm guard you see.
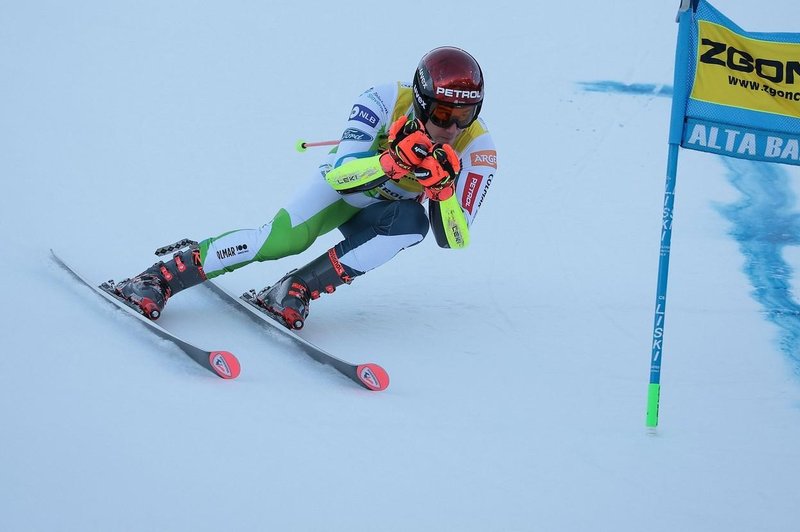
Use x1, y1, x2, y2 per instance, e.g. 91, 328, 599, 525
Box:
324, 155, 390, 194
428, 194, 470, 249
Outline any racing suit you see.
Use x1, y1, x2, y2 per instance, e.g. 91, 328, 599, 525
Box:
198, 81, 497, 281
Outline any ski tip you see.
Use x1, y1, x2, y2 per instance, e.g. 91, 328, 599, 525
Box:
209, 351, 241, 379
356, 363, 389, 391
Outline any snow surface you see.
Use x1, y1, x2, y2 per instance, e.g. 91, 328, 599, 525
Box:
3, 1, 800, 531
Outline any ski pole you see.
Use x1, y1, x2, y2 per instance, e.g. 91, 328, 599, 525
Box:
295, 139, 340, 153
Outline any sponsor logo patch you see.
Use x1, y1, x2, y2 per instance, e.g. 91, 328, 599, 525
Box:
417, 68, 429, 90
413, 84, 427, 110
476, 173, 493, 212
349, 104, 379, 128
364, 89, 389, 114
341, 127, 374, 142
359, 366, 379, 388
216, 244, 248, 261
461, 172, 484, 214
436, 87, 481, 100
211, 353, 232, 377
693, 20, 800, 118
470, 150, 497, 168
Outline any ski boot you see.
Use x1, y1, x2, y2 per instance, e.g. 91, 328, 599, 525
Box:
115, 245, 207, 320
256, 248, 354, 330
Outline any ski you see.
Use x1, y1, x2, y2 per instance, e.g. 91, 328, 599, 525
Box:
50, 250, 241, 380
203, 281, 389, 391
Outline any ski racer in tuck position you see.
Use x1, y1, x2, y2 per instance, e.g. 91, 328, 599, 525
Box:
115, 46, 498, 330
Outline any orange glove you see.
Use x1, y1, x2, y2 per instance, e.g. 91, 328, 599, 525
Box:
378, 117, 433, 180
416, 143, 461, 201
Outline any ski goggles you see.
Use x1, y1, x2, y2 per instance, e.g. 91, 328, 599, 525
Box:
427, 101, 480, 129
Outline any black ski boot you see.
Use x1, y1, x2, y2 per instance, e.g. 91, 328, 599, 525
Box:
115, 246, 207, 320
256, 248, 355, 330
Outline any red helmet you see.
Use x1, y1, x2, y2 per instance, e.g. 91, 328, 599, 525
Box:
412, 46, 484, 129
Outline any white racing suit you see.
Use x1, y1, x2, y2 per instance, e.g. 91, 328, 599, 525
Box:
198, 81, 498, 282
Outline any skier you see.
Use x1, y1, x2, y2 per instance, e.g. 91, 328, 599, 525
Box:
116, 46, 497, 329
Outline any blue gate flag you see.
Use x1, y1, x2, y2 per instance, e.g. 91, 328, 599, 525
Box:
670, 0, 800, 164
648, 0, 800, 429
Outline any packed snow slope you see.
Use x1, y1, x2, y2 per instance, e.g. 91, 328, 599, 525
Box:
2, 1, 800, 531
